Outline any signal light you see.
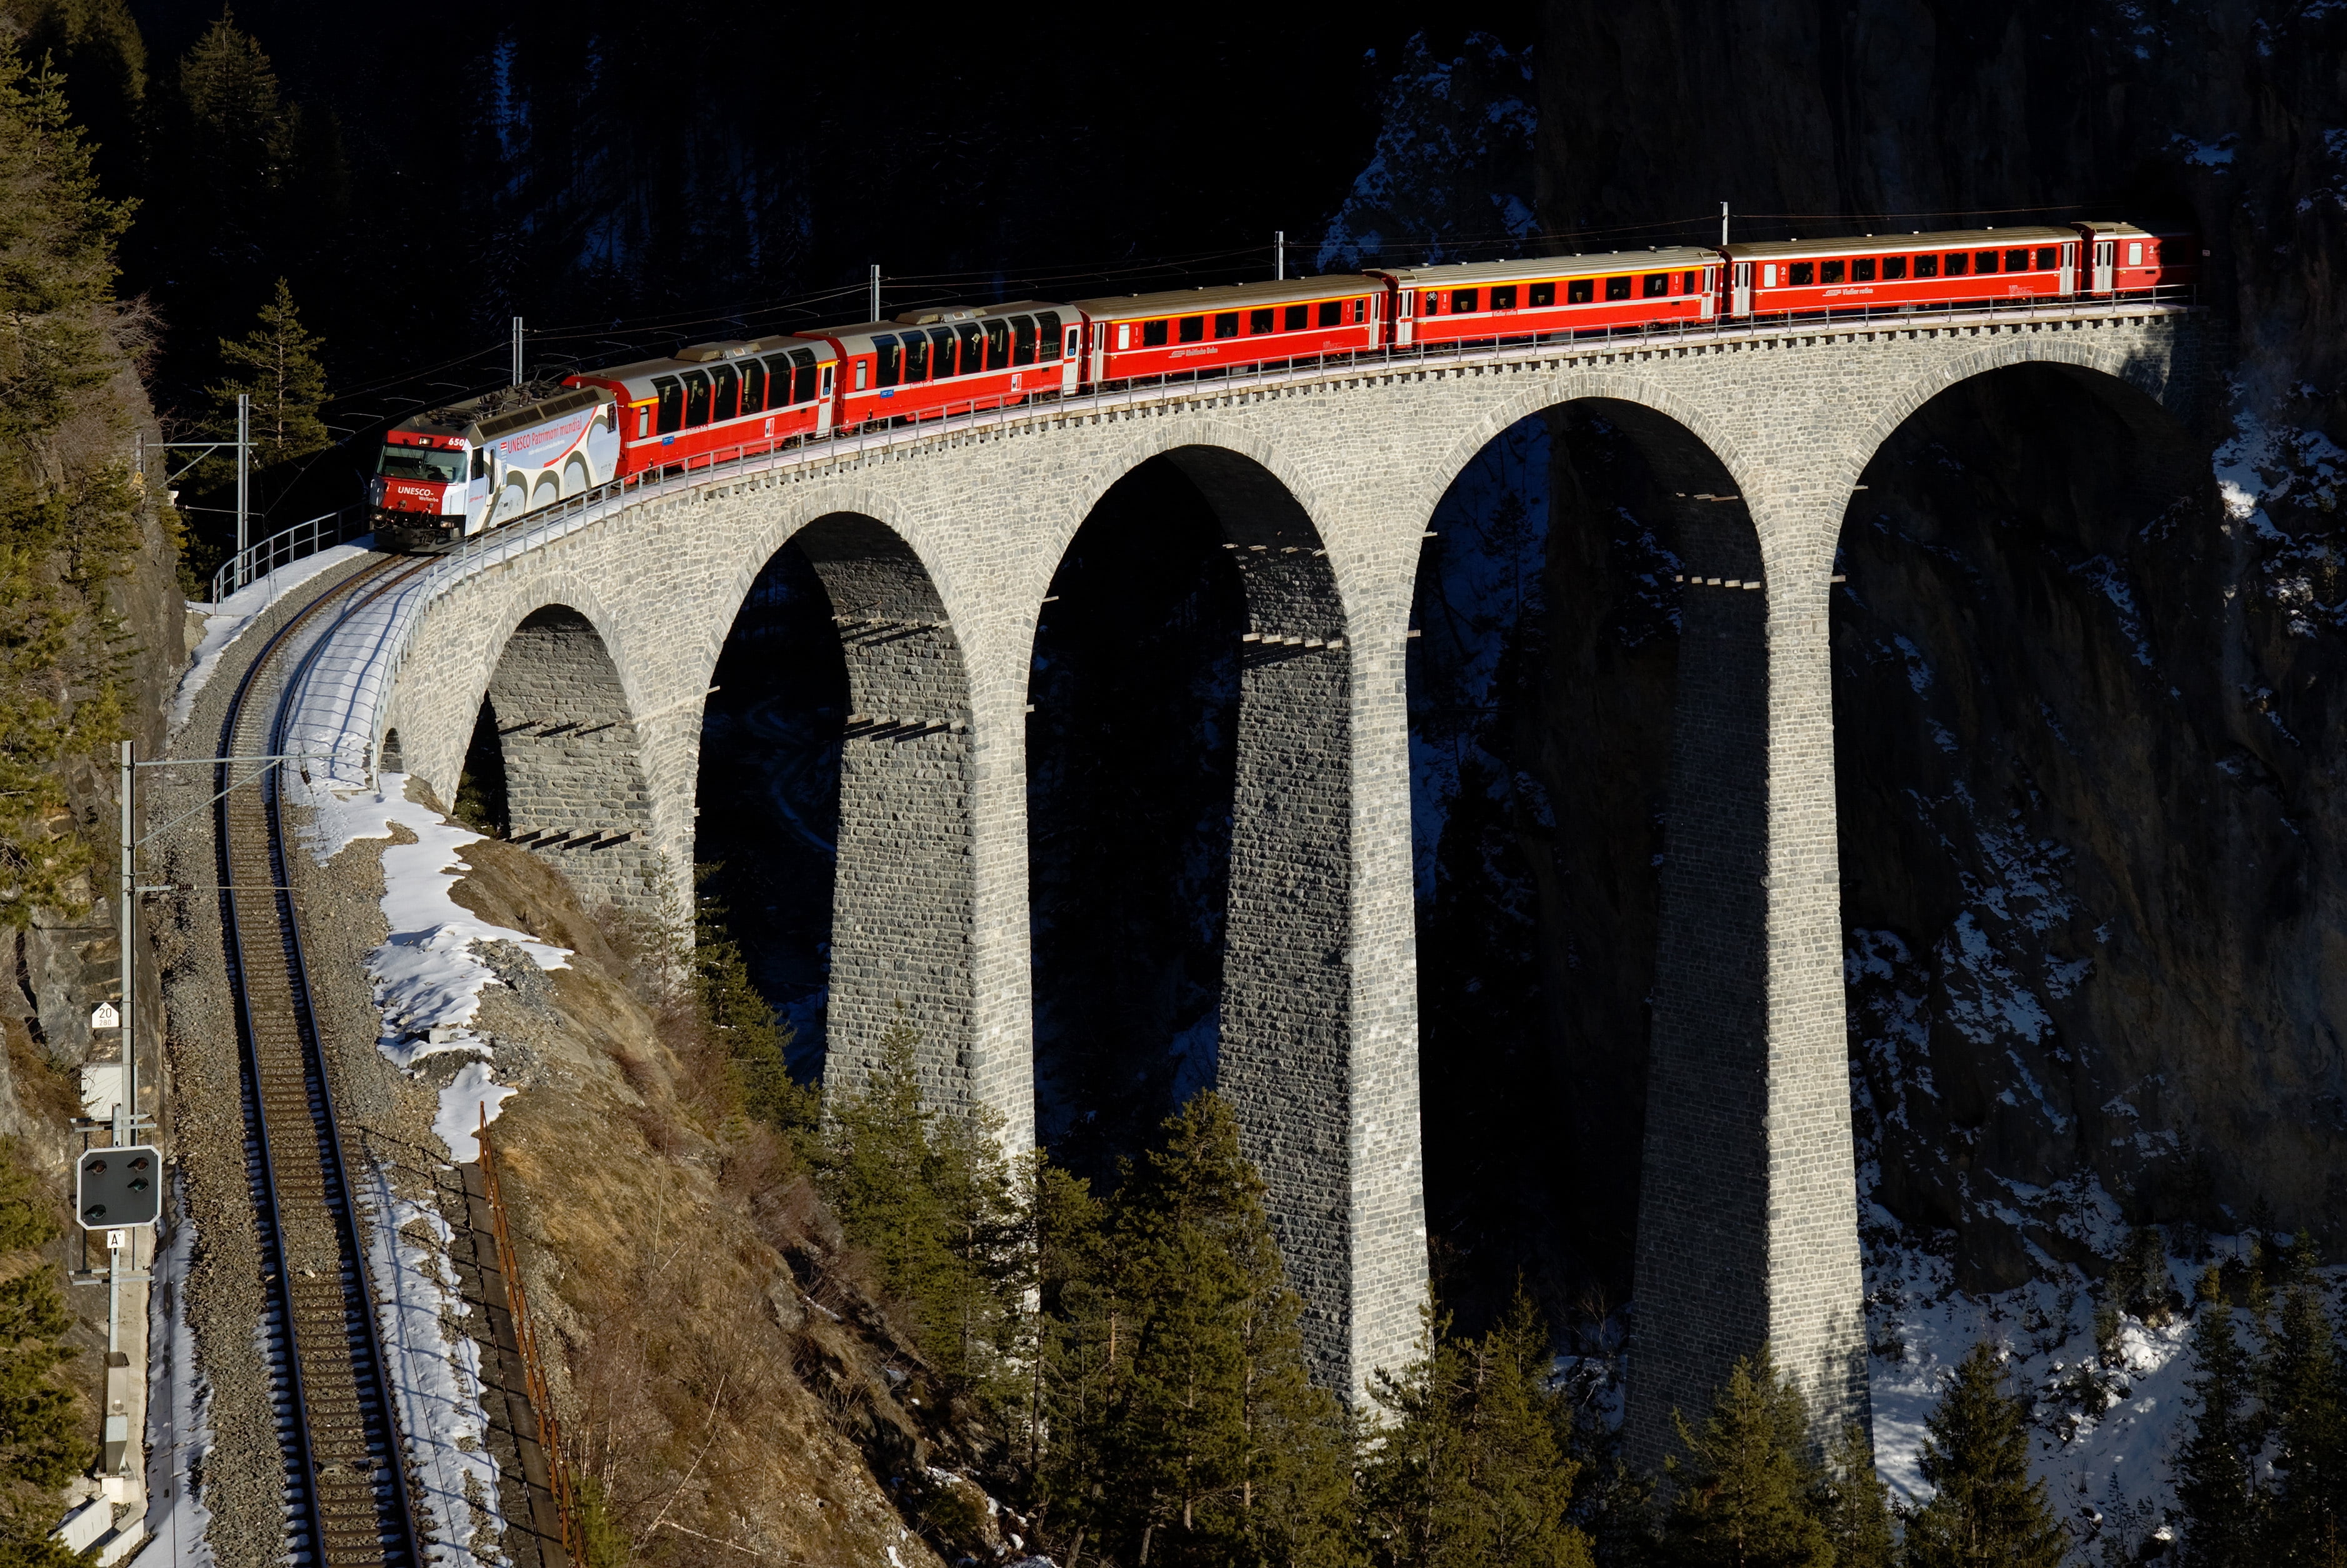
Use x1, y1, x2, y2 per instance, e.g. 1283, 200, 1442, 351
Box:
77, 1146, 162, 1230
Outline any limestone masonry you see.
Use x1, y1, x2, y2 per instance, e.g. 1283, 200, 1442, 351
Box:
283, 304, 2208, 1455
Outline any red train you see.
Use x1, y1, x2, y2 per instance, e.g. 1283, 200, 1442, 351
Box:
369, 221, 2196, 546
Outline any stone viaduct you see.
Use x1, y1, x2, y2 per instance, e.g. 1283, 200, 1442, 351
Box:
283, 301, 2208, 1463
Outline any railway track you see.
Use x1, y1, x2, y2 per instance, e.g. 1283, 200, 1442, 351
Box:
214, 553, 429, 1567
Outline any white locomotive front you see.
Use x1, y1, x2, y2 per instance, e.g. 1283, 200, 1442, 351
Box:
369, 384, 620, 549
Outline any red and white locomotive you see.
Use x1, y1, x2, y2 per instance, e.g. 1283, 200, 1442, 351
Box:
369, 220, 2195, 547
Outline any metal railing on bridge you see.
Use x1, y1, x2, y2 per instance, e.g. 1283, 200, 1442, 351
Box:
206, 507, 368, 606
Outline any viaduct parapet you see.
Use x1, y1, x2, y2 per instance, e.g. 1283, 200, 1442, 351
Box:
283, 302, 2208, 1460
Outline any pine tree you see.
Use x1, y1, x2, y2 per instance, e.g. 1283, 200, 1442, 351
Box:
818, 1025, 1023, 1402
1657, 1344, 1833, 1568
1901, 1343, 2068, 1568
208, 275, 329, 467
691, 922, 815, 1139
0, 40, 139, 929
1821, 1420, 1896, 1568
2259, 1239, 2345, 1567
173, 9, 292, 275
0, 1139, 90, 1565
1363, 1289, 1594, 1568
1059, 1092, 1358, 1568
2174, 1266, 2263, 1564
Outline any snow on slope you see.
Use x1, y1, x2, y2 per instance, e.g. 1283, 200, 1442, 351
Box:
168, 544, 373, 731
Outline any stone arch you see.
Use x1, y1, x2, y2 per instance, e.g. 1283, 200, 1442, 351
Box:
1030, 439, 1368, 1388
759, 510, 979, 1111
479, 603, 663, 913
1408, 389, 1821, 1464
1836, 333, 2206, 549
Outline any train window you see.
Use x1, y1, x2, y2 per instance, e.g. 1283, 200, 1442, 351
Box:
902, 333, 929, 381
1678, 272, 1695, 294
2004, 249, 2030, 272
1942, 252, 1966, 275
1974, 250, 1999, 273
634, 406, 649, 440
1567, 277, 1593, 303
1143, 319, 1168, 347
1884, 256, 1908, 279
1318, 301, 1343, 327
2127, 241, 2143, 265
1788, 263, 1814, 286
1915, 254, 1938, 277
854, 359, 866, 391
929, 327, 958, 376
1067, 327, 1081, 357
682, 369, 713, 426
1423, 291, 1441, 314
959, 322, 986, 371
873, 336, 902, 388
653, 376, 684, 434
1011, 316, 1037, 364
1286, 304, 1309, 331
739, 358, 766, 413
711, 364, 739, 421
1214, 312, 1240, 339
1249, 308, 1275, 334
1178, 315, 1204, 342
2034, 246, 2058, 270
1851, 258, 1875, 282
1819, 261, 1844, 284
1037, 312, 1063, 360
1599, 276, 1626, 300
1643, 273, 1668, 297
788, 349, 817, 404
986, 319, 1013, 367
1491, 285, 1517, 310
1354, 297, 1367, 322
1530, 281, 1555, 306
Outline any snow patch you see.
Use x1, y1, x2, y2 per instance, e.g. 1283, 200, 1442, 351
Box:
128, 1184, 217, 1568
433, 1061, 518, 1164
168, 544, 372, 731
361, 1164, 504, 1567
294, 771, 564, 1154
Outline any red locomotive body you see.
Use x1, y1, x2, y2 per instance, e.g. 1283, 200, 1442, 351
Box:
1724, 226, 2083, 318
1071, 277, 1381, 384
1370, 250, 1720, 344
798, 301, 1079, 429
568, 336, 840, 477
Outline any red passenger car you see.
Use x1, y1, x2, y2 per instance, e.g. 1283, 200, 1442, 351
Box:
1724, 227, 2084, 317
1071, 277, 1381, 383
1370, 249, 1719, 344
2073, 222, 2199, 293
568, 335, 840, 476
796, 301, 1081, 429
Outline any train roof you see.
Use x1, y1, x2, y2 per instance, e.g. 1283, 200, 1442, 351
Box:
398, 381, 609, 441
570, 336, 836, 400
1070, 274, 1381, 320
801, 306, 1073, 354
1724, 226, 2076, 259
1374, 249, 1719, 284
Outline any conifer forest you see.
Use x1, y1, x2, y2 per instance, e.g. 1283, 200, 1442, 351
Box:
2, 1, 2345, 1565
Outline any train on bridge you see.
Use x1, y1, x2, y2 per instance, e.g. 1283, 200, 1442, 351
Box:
369, 219, 2196, 547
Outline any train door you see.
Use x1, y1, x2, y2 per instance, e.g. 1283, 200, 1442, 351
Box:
1701, 264, 1721, 320
1062, 325, 1081, 393
816, 364, 835, 435
1731, 262, 1753, 317
2058, 241, 2079, 296
2093, 240, 2116, 294
1091, 322, 1109, 382
1396, 286, 1415, 346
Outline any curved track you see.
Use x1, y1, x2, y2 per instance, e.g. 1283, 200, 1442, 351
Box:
214, 554, 429, 1566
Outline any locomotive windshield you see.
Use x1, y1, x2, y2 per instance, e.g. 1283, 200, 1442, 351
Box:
377, 444, 465, 484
